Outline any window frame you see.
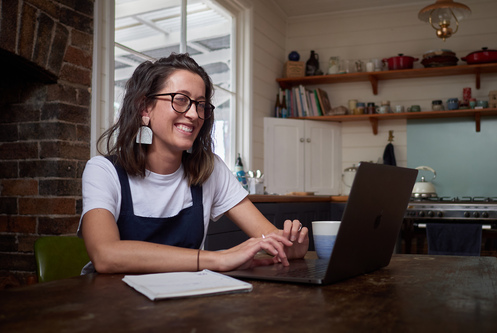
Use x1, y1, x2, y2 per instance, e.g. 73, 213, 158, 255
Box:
91, 0, 253, 170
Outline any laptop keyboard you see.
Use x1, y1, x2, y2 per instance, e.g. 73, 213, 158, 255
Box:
274, 260, 328, 278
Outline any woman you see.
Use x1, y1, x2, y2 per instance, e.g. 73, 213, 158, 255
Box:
78, 53, 308, 274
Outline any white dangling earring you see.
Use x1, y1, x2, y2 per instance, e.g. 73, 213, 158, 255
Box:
186, 147, 192, 154
136, 116, 153, 145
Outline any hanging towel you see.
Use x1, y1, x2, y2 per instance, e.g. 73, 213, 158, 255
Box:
383, 143, 396, 166
426, 223, 482, 256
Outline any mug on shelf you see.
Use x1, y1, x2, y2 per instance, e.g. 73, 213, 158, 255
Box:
469, 98, 477, 109
378, 105, 390, 113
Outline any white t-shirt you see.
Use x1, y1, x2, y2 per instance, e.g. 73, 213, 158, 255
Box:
77, 154, 248, 247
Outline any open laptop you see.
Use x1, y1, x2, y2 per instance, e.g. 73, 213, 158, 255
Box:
224, 162, 418, 285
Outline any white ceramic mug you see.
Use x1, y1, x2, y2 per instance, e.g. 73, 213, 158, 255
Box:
312, 221, 341, 259
395, 105, 404, 113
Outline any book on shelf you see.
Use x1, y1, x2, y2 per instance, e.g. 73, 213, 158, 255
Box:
294, 86, 300, 116
313, 90, 323, 116
316, 88, 332, 115
308, 90, 318, 116
275, 86, 332, 118
298, 85, 309, 116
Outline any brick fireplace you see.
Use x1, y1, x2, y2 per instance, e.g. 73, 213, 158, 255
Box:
0, 0, 94, 287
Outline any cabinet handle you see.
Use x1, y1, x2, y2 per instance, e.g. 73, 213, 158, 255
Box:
306, 138, 311, 143
300, 138, 305, 142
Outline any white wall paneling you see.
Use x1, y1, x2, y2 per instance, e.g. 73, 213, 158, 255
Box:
250, 0, 497, 183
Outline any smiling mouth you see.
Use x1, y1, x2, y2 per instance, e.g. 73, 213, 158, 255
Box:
176, 124, 193, 133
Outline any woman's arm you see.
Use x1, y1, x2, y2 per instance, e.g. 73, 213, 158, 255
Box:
81, 207, 296, 273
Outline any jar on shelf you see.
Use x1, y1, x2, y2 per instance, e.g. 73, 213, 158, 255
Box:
432, 100, 444, 111
355, 102, 365, 114
328, 56, 340, 74
447, 98, 459, 110
366, 102, 376, 114
348, 99, 357, 114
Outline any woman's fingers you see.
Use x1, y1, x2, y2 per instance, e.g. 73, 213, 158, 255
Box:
258, 234, 290, 266
283, 219, 304, 242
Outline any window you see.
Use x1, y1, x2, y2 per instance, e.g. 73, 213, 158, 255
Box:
92, 0, 252, 168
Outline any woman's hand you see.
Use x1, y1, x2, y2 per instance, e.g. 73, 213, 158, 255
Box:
274, 219, 309, 261
215, 233, 295, 271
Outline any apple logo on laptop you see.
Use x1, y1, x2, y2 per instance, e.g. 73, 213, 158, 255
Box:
373, 211, 383, 229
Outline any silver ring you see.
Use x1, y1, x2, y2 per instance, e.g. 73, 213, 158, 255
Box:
298, 223, 303, 231
262, 234, 265, 239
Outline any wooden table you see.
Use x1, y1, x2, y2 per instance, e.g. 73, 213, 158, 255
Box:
1, 254, 496, 332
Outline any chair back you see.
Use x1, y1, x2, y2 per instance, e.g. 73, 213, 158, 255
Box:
35, 236, 90, 283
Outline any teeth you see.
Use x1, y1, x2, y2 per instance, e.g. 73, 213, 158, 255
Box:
177, 124, 193, 133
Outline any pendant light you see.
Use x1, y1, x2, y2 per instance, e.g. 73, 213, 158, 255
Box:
418, 0, 471, 41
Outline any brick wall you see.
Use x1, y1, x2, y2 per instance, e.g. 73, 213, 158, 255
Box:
0, 0, 94, 287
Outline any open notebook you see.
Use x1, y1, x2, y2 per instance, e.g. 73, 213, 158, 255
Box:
123, 270, 252, 300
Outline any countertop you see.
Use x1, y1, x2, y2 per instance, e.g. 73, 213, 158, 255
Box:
248, 194, 348, 203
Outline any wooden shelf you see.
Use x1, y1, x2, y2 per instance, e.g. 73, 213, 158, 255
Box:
293, 108, 497, 135
277, 63, 497, 95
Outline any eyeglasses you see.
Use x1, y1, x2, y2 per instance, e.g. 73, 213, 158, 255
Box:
147, 92, 215, 120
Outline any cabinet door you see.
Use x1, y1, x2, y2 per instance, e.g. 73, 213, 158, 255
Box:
304, 120, 341, 194
264, 118, 305, 194
264, 118, 342, 195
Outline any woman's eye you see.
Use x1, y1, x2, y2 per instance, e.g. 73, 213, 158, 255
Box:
176, 96, 189, 103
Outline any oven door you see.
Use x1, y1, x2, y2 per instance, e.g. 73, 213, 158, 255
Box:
400, 218, 497, 256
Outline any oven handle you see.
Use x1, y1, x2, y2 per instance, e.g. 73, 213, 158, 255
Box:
415, 223, 492, 230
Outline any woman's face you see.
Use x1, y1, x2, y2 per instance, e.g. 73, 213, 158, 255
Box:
145, 69, 206, 157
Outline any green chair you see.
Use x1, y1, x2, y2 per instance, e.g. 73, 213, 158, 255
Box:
34, 236, 90, 283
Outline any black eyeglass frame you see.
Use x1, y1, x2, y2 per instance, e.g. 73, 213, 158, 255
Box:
147, 92, 215, 120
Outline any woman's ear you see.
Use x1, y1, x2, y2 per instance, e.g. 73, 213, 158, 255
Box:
140, 97, 152, 117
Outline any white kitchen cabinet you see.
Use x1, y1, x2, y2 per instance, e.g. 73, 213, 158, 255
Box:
264, 117, 341, 195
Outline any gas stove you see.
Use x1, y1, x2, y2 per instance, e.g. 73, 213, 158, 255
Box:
401, 197, 497, 256
405, 197, 497, 222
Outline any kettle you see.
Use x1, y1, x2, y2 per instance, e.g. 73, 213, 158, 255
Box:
341, 164, 358, 196
412, 166, 437, 198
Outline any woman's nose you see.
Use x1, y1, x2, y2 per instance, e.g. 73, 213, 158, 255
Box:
184, 103, 199, 119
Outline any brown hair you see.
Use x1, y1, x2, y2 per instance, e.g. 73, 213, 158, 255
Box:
98, 53, 215, 186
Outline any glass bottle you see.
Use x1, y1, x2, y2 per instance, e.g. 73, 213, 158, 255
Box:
280, 91, 288, 118
235, 153, 247, 189
274, 93, 281, 117
305, 50, 319, 76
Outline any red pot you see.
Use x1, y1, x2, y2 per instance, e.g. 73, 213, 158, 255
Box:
383, 54, 418, 70
462, 47, 497, 64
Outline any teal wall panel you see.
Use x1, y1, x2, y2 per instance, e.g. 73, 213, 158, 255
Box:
406, 117, 497, 198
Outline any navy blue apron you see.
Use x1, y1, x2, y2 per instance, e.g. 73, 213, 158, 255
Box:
108, 157, 204, 249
